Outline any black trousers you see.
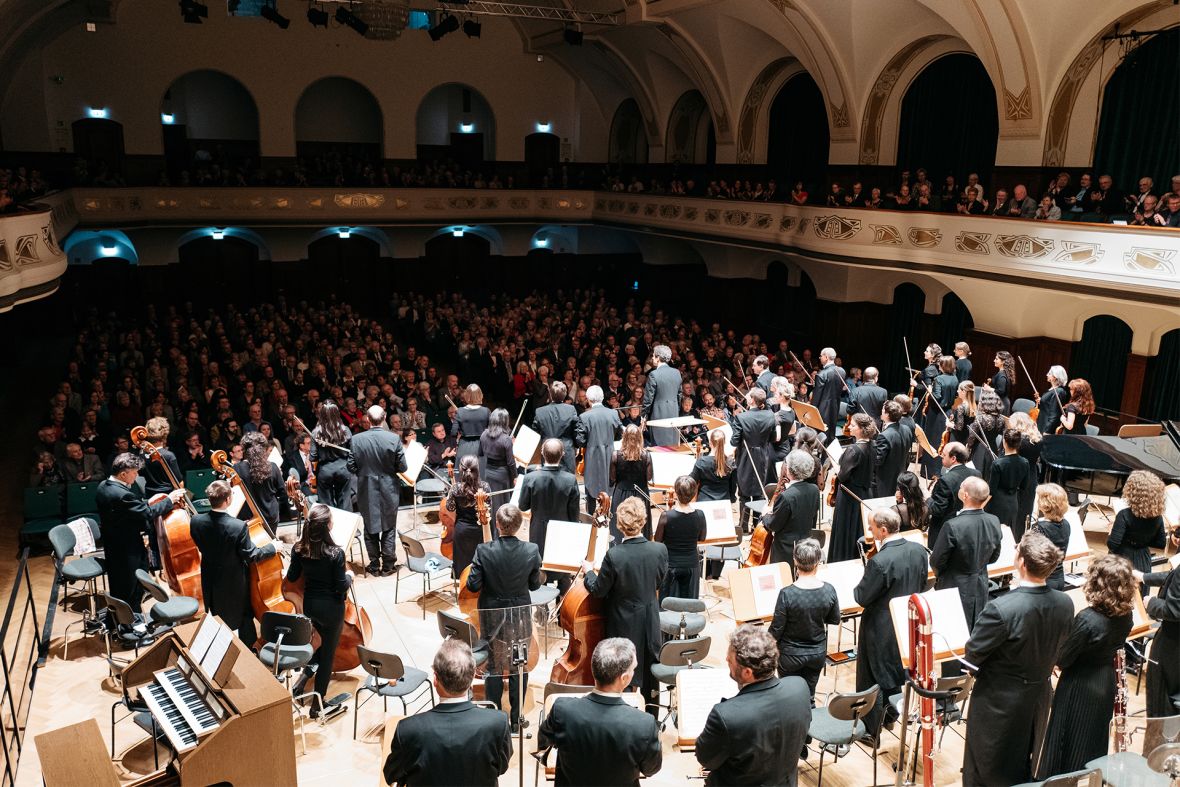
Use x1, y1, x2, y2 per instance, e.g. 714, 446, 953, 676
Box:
303, 594, 345, 702
108, 543, 149, 613
364, 529, 397, 568
778, 652, 825, 702
484, 670, 528, 724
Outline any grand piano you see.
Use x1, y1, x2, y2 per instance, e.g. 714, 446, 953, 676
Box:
1041, 421, 1180, 492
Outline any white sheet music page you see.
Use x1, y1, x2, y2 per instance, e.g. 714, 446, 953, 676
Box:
676, 668, 738, 744
543, 520, 607, 572
188, 614, 219, 664
227, 485, 246, 518
650, 451, 697, 488
748, 564, 785, 619
889, 587, 970, 665
399, 440, 427, 486
513, 425, 542, 467
693, 499, 737, 543
199, 621, 235, 677
817, 559, 865, 613
986, 525, 1017, 575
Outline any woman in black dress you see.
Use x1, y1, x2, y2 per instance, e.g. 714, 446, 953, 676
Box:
953, 341, 972, 383
987, 429, 1029, 537
1008, 412, 1043, 532
894, 471, 930, 533
921, 356, 958, 478
610, 424, 653, 541
829, 414, 875, 562
234, 431, 285, 528
947, 381, 976, 445
1058, 378, 1094, 435
654, 476, 707, 600
478, 407, 517, 529
691, 428, 737, 503
310, 400, 353, 510
1031, 483, 1072, 590
792, 427, 827, 488
1039, 554, 1136, 778
453, 384, 490, 465
968, 388, 1005, 481
1134, 529, 1180, 723
286, 503, 353, 717
445, 455, 490, 577
989, 351, 1015, 414
1108, 469, 1167, 593
768, 538, 840, 702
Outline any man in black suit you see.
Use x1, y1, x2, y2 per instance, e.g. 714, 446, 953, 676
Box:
583, 497, 668, 714
348, 405, 408, 576
282, 433, 315, 497
926, 442, 981, 548
872, 401, 909, 497
853, 508, 930, 739
812, 347, 845, 443
539, 638, 662, 786
752, 354, 774, 394
763, 450, 819, 567
519, 439, 581, 593
851, 366, 888, 430
189, 479, 278, 643
97, 453, 186, 612
930, 476, 1002, 628
961, 531, 1073, 786
383, 639, 512, 787
695, 625, 811, 786
579, 386, 621, 511
730, 387, 776, 534
641, 344, 682, 447
533, 382, 586, 474
466, 504, 542, 730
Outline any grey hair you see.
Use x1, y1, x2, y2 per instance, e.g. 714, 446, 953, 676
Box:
770, 376, 794, 398
863, 366, 879, 383
110, 452, 145, 475
1048, 365, 1068, 387
367, 404, 386, 426
653, 345, 672, 363
793, 538, 823, 573
591, 637, 637, 685
785, 449, 815, 481
821, 347, 837, 360
433, 639, 476, 695
960, 476, 990, 504
871, 507, 902, 534
586, 385, 604, 404
729, 624, 778, 680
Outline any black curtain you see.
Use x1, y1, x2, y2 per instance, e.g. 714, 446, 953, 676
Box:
938, 292, 974, 355
896, 54, 998, 187
884, 284, 926, 393
1143, 329, 1180, 421
1071, 315, 1132, 413
767, 73, 830, 191
1094, 28, 1180, 195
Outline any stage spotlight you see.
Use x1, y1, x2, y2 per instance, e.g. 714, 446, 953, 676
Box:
335, 6, 369, 35
429, 13, 459, 41
260, 2, 290, 28
307, 6, 329, 26
563, 27, 583, 45
179, 0, 208, 23
462, 19, 481, 38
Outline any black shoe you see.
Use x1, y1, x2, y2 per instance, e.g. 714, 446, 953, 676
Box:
365, 563, 380, 576
857, 733, 880, 747
378, 564, 398, 577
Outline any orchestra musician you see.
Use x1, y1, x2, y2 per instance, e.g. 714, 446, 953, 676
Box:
611, 425, 654, 541
947, 381, 977, 445
286, 503, 354, 718
1058, 378, 1094, 435
235, 432, 285, 530
829, 413, 875, 563
533, 382, 586, 474
849, 367, 887, 430
653, 476, 706, 600
987, 351, 1015, 415
283, 433, 315, 498
444, 456, 491, 578
893, 471, 929, 532
1133, 528, 1180, 722
1036, 366, 1070, 436
922, 356, 959, 477
694, 625, 811, 786
912, 343, 941, 424
767, 539, 839, 703
927, 442, 981, 548
762, 450, 820, 569
892, 394, 917, 454
453, 384, 490, 465
139, 416, 184, 564
752, 354, 774, 394
1107, 469, 1167, 594
853, 508, 929, 740
582, 497, 669, 716
382, 640, 512, 787
730, 387, 775, 535
691, 429, 737, 504
960, 531, 1073, 787
642, 345, 682, 447
579, 385, 622, 512
465, 504, 542, 731
1008, 412, 1043, 532
969, 388, 1005, 480
1030, 484, 1071, 590
954, 342, 973, 382
519, 439, 580, 594
310, 400, 353, 510
424, 422, 457, 475
811, 347, 844, 443
986, 429, 1030, 537
768, 377, 797, 462
348, 405, 408, 576
871, 401, 907, 497
477, 408, 516, 526
97, 452, 186, 612
537, 638, 663, 786
189, 479, 278, 643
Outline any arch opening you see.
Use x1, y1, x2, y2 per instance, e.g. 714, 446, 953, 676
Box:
416, 83, 496, 163
665, 90, 715, 165
609, 99, 649, 165
295, 77, 383, 161
767, 73, 829, 190
161, 70, 260, 181
1071, 315, 1132, 414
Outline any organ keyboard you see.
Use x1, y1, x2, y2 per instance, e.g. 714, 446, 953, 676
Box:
139, 663, 226, 752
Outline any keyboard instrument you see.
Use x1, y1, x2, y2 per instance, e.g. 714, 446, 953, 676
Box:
139, 661, 225, 752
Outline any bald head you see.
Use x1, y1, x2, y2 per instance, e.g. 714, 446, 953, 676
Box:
541, 438, 564, 465
367, 405, 386, 427
959, 476, 990, 507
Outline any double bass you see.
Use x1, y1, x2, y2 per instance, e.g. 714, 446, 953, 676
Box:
209, 450, 294, 619
281, 479, 373, 671
551, 492, 611, 685
743, 484, 775, 568
130, 425, 203, 607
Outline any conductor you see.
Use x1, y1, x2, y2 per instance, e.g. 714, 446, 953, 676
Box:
642, 345, 682, 447
348, 405, 408, 576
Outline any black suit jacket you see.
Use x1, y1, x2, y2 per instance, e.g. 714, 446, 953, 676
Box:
586, 537, 669, 667
852, 383, 888, 429
97, 478, 173, 555
466, 536, 542, 608
695, 676, 811, 787
927, 463, 981, 547
190, 509, 277, 629
540, 693, 662, 786
533, 403, 586, 473
730, 408, 775, 496
383, 700, 512, 787
518, 466, 581, 552
765, 482, 820, 565
283, 449, 313, 496
929, 508, 1002, 626
853, 538, 930, 691
872, 422, 908, 497
812, 363, 845, 439
347, 427, 408, 534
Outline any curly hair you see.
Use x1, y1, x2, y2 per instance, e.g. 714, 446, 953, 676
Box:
729, 624, 778, 681
1123, 470, 1165, 519
1068, 379, 1095, 415
1083, 554, 1136, 618
241, 432, 271, 483
1008, 411, 1042, 444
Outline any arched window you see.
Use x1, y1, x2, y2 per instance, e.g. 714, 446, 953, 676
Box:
665, 90, 715, 165
609, 99, 648, 164
766, 73, 829, 189
295, 77, 383, 160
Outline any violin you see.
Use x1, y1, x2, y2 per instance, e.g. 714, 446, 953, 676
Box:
210, 450, 294, 619
130, 425, 203, 608
551, 492, 611, 685
281, 479, 373, 672
439, 460, 456, 559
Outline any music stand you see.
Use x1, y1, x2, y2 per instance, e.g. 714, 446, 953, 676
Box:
788, 400, 826, 432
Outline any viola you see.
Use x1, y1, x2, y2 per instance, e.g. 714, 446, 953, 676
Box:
551, 492, 610, 685
130, 425, 203, 609
438, 460, 456, 559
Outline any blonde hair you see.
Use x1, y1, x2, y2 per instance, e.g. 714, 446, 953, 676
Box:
146, 416, 170, 443
958, 381, 977, 418
708, 429, 730, 477
620, 424, 644, 462
1035, 483, 1069, 521
616, 497, 647, 537
1008, 411, 1042, 444
1123, 470, 1165, 519
464, 384, 483, 405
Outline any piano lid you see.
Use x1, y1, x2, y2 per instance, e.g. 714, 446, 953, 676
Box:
1041, 428, 1180, 482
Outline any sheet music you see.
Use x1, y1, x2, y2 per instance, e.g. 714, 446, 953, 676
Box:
227, 485, 246, 518
647, 416, 706, 428
509, 475, 525, 509
1171, 552, 1180, 569
1062, 509, 1091, 560
188, 614, 219, 664
675, 668, 738, 743
692, 499, 738, 543
816, 559, 865, 614
986, 525, 1017, 576
513, 425, 542, 467
650, 451, 697, 488
199, 621, 234, 678
824, 439, 843, 468
267, 446, 283, 468
327, 506, 362, 549
542, 520, 608, 572
1164, 484, 1180, 527
398, 440, 427, 486
889, 587, 970, 665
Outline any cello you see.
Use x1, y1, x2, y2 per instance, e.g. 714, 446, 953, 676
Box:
130, 425, 203, 607
209, 450, 294, 619
743, 482, 776, 568
281, 479, 373, 672
551, 492, 611, 685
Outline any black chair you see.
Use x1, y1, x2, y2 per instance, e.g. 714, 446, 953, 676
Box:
258, 611, 319, 752
352, 644, 435, 740
135, 569, 200, 630
101, 594, 155, 664
1012, 767, 1104, 787
436, 609, 489, 670
659, 597, 707, 639
49, 521, 106, 658
397, 532, 454, 618
808, 685, 881, 786
650, 635, 711, 728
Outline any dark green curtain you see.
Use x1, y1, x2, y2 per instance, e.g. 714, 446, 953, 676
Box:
1071, 316, 1132, 413
1094, 28, 1180, 194
938, 292, 974, 355
767, 73, 830, 191
884, 284, 926, 393
896, 54, 998, 187
1143, 329, 1180, 420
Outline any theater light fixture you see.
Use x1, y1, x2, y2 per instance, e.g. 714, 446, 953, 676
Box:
462, 19, 481, 38
535, 121, 551, 133
161, 113, 175, 124
338, 227, 351, 239
452, 227, 465, 237
534, 237, 549, 248
260, 2, 291, 29
87, 107, 109, 119
563, 26, 583, 45
429, 13, 459, 41
307, 5, 329, 26
179, 0, 208, 23
459, 122, 475, 133
100, 243, 119, 257
211, 228, 225, 240
336, 6, 369, 35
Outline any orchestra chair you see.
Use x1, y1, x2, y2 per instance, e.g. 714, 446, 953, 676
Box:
436, 609, 489, 671
1012, 398, 1036, 416
21, 484, 64, 548
134, 569, 199, 631
530, 585, 561, 655
412, 477, 447, 530
1087, 713, 1180, 787
659, 597, 707, 639
100, 594, 156, 664
1012, 767, 1104, 787
106, 655, 161, 771
396, 532, 454, 618
49, 521, 106, 658
892, 672, 973, 783
1117, 424, 1163, 439
66, 482, 100, 519
650, 635, 712, 729
184, 468, 216, 513
808, 684, 881, 787
352, 644, 435, 740
1085, 424, 1101, 437
531, 682, 595, 786
258, 610, 320, 752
